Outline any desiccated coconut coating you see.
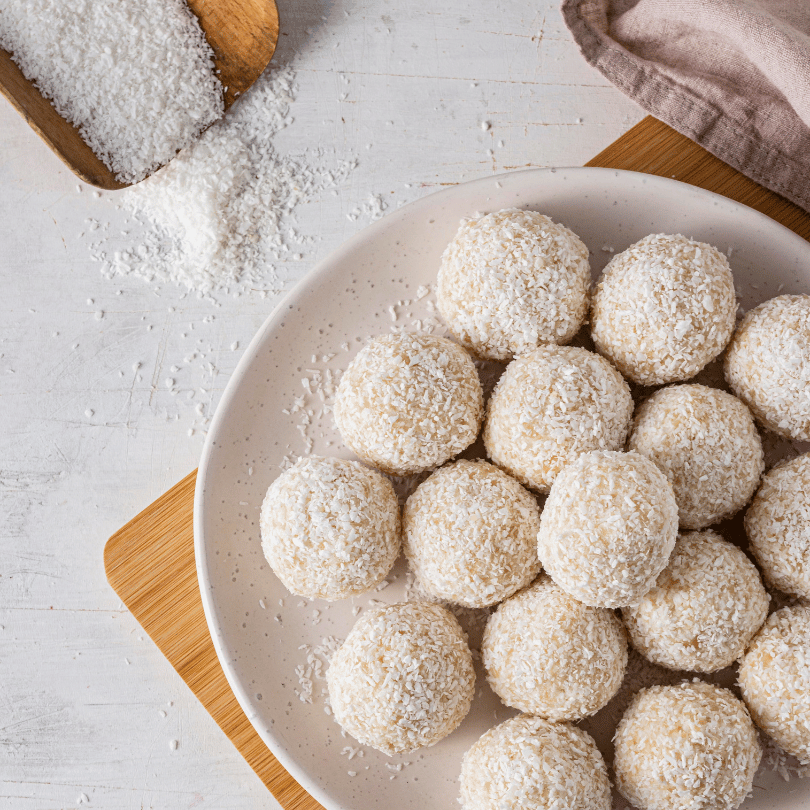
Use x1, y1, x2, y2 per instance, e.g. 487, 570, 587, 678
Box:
622, 530, 769, 673
333, 333, 483, 476
537, 450, 679, 608
628, 384, 764, 530
481, 575, 627, 720
591, 233, 736, 386
483, 345, 633, 493
614, 681, 761, 810
725, 294, 810, 441
260, 456, 400, 601
746, 453, 810, 600
402, 459, 541, 608
459, 715, 611, 810
436, 209, 591, 361
739, 605, 810, 764
326, 601, 475, 755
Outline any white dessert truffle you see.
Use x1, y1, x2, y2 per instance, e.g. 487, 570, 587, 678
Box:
628, 384, 764, 530
614, 681, 761, 810
333, 333, 483, 476
459, 715, 611, 810
746, 453, 810, 599
725, 294, 810, 441
483, 345, 633, 493
260, 456, 400, 601
481, 575, 627, 720
436, 209, 591, 361
326, 601, 475, 755
591, 233, 736, 386
739, 605, 810, 764
622, 530, 769, 673
537, 450, 679, 608
402, 460, 541, 608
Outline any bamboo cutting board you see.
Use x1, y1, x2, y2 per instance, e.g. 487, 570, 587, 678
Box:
103, 115, 810, 810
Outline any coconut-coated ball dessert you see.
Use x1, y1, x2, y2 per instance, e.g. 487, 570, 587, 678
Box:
537, 450, 678, 608
459, 715, 611, 810
591, 233, 736, 385
402, 459, 541, 608
481, 575, 627, 720
746, 453, 810, 600
436, 209, 591, 361
622, 530, 769, 673
725, 295, 810, 440
260, 456, 400, 601
739, 605, 810, 764
326, 601, 475, 755
483, 345, 633, 493
333, 333, 483, 476
628, 384, 764, 530
614, 681, 761, 810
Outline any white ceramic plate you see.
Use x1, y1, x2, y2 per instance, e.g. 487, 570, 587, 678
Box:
195, 168, 810, 810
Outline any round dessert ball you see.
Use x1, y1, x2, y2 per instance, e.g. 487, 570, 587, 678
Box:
402, 459, 541, 608
260, 456, 400, 601
746, 453, 810, 600
739, 605, 810, 764
628, 384, 764, 530
725, 295, 810, 440
333, 333, 483, 476
591, 233, 736, 386
326, 601, 475, 755
614, 681, 761, 810
436, 209, 591, 361
622, 530, 769, 672
537, 450, 679, 608
483, 345, 633, 493
481, 575, 627, 720
459, 715, 611, 810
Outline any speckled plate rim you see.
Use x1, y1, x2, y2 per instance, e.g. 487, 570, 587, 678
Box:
194, 166, 810, 810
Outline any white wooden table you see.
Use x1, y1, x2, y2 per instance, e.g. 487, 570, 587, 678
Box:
0, 1, 642, 807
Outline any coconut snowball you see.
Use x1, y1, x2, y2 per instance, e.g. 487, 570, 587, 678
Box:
436, 209, 591, 361
591, 233, 736, 386
746, 453, 810, 600
614, 681, 761, 810
483, 345, 633, 493
481, 575, 627, 720
628, 384, 764, 530
402, 459, 541, 608
725, 295, 810, 441
459, 715, 611, 810
622, 530, 769, 673
537, 450, 679, 608
260, 456, 400, 601
326, 601, 475, 755
333, 333, 483, 476
739, 605, 810, 764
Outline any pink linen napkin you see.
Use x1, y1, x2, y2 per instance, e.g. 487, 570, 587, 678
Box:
562, 0, 810, 212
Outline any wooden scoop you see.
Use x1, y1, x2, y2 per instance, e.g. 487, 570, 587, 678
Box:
0, 0, 279, 189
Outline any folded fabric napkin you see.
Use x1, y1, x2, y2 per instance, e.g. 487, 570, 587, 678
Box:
562, 0, 810, 212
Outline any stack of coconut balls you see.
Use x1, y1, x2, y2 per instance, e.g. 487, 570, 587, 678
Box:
260, 208, 810, 810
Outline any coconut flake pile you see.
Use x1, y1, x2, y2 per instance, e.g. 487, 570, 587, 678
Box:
746, 453, 810, 600
628, 384, 764, 530
482, 575, 627, 720
459, 716, 611, 810
614, 681, 761, 810
725, 294, 810, 441
436, 209, 591, 361
0, 0, 223, 183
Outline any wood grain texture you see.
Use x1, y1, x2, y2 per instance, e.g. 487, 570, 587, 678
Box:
103, 115, 810, 809
0, 0, 278, 189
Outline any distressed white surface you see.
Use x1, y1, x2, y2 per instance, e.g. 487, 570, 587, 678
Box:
0, 1, 642, 807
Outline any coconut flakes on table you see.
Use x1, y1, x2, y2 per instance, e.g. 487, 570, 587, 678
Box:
0, 0, 223, 184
